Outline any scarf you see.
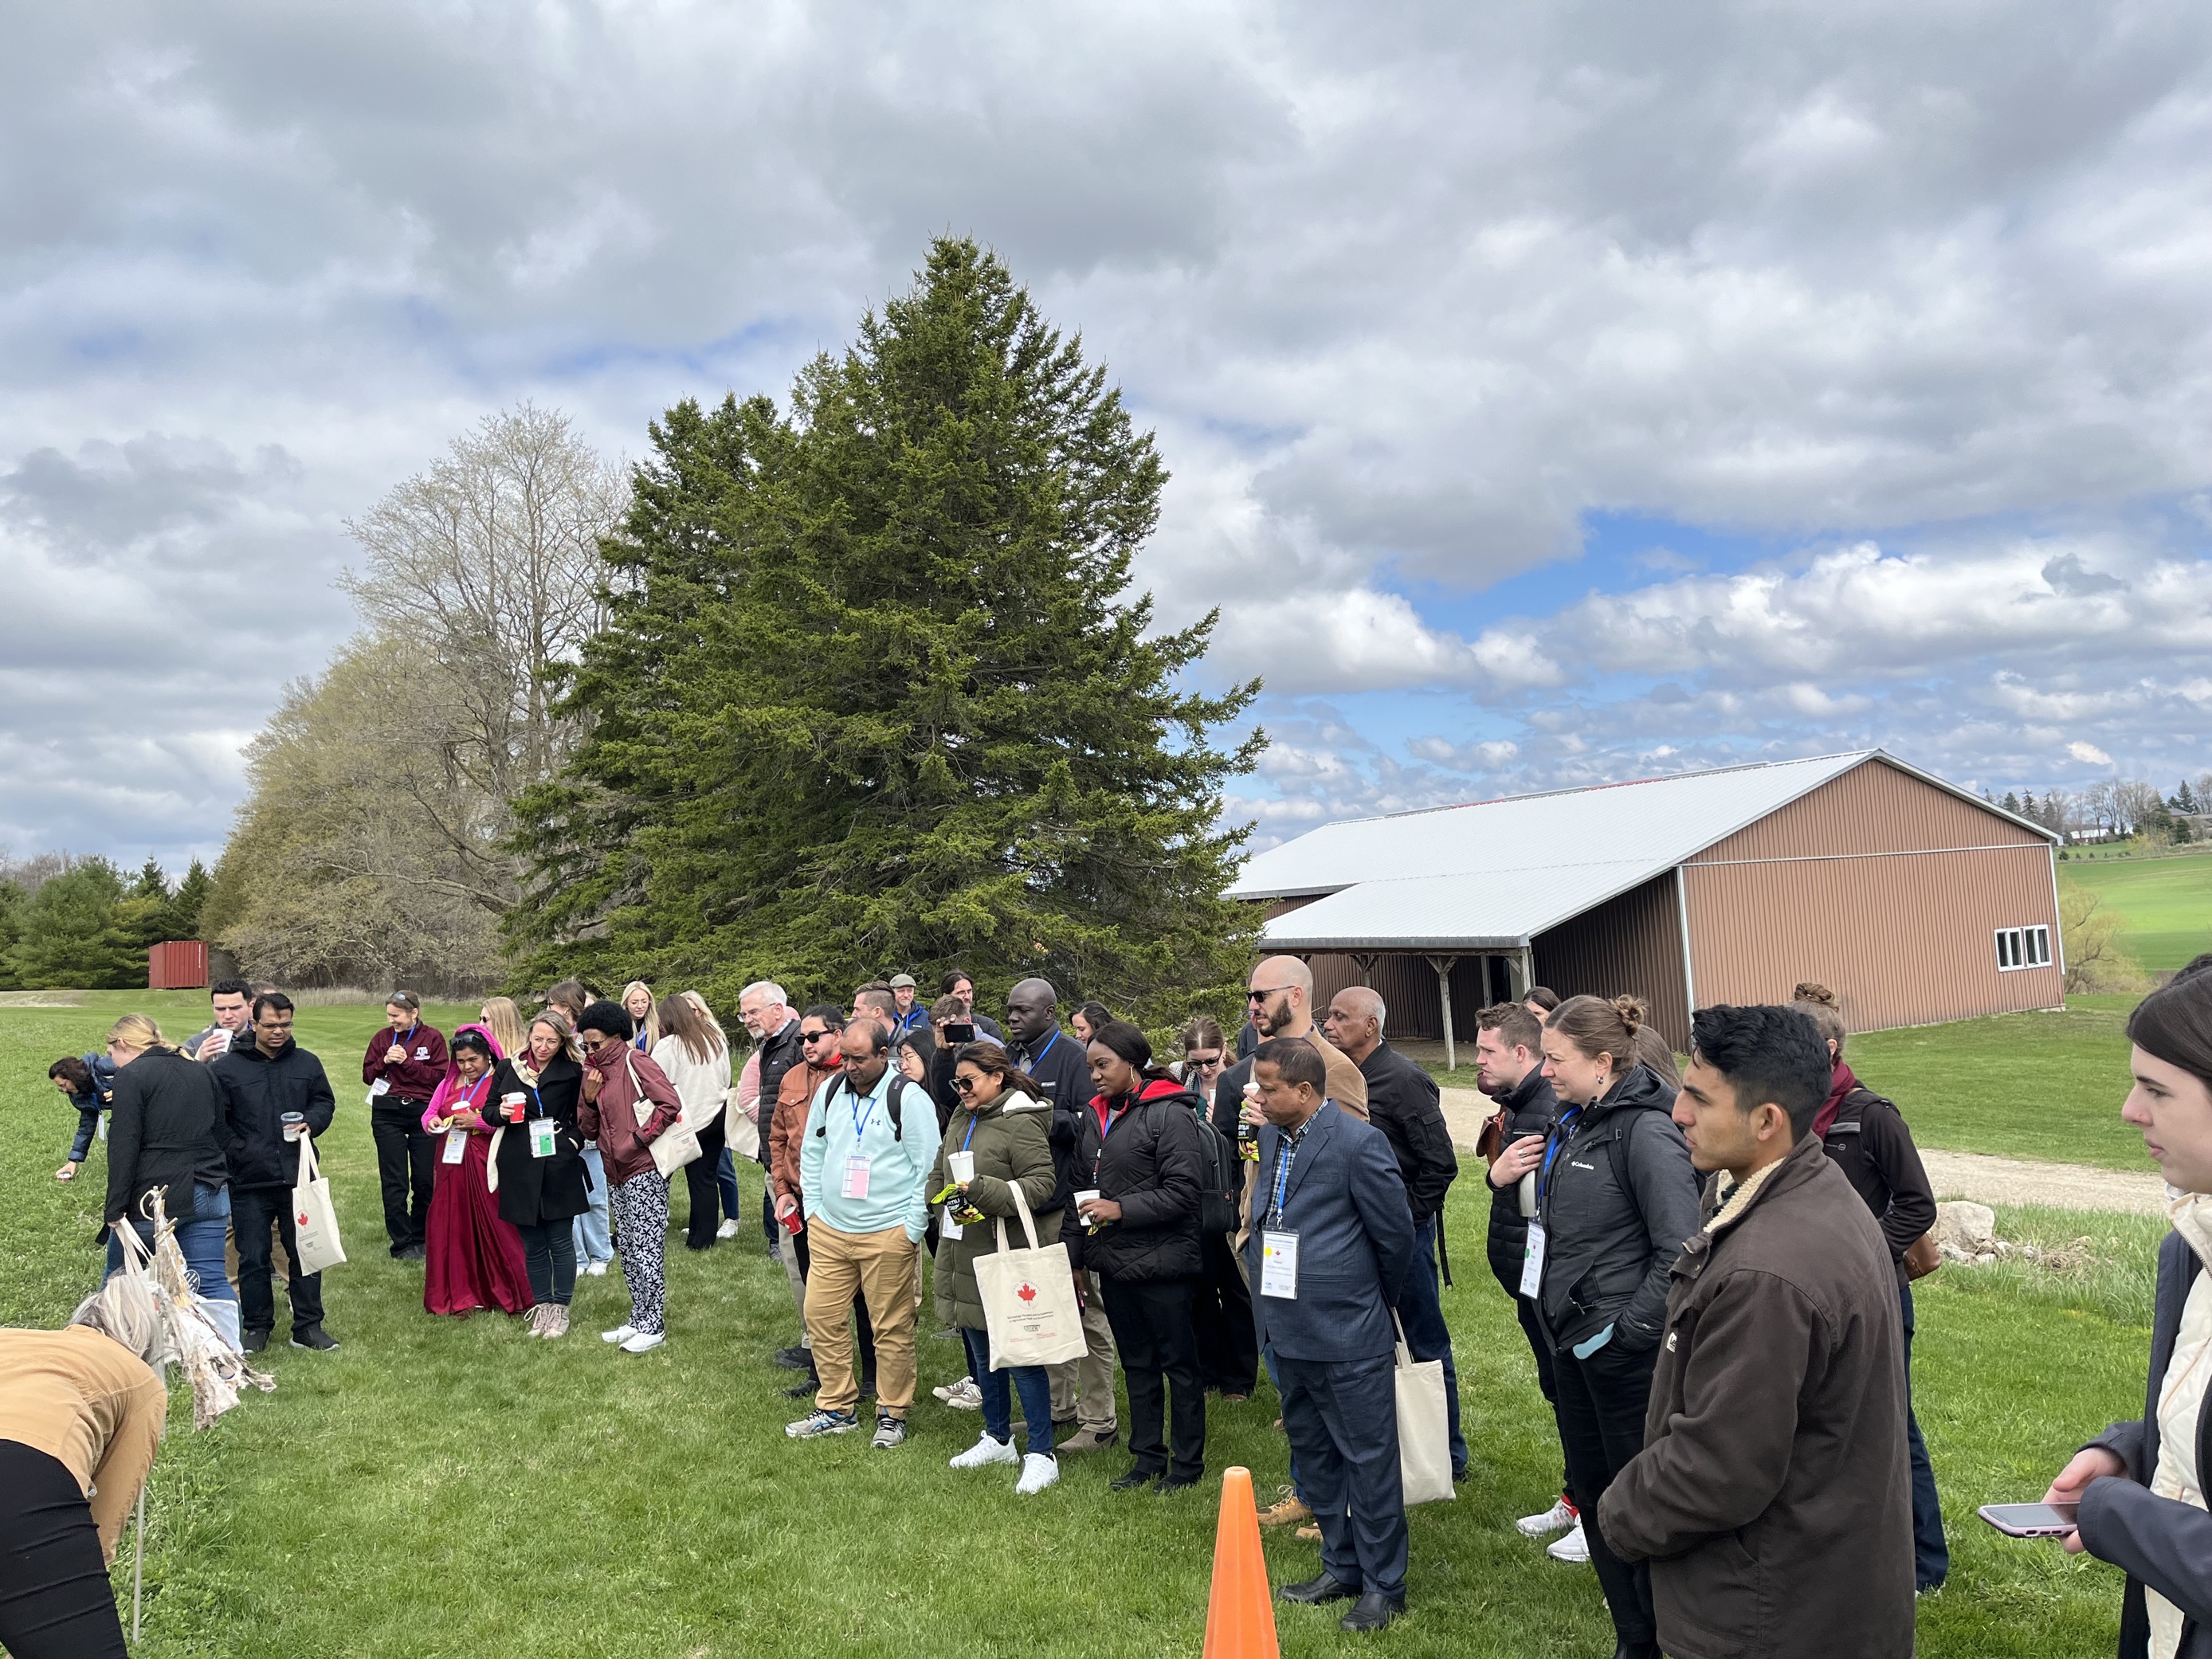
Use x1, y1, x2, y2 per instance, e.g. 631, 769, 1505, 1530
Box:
1810, 1060, 1859, 1140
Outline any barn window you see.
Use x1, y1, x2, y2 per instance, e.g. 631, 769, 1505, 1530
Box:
1995, 925, 2052, 971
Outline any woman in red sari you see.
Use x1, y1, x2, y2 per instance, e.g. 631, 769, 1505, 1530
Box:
420, 1025, 532, 1317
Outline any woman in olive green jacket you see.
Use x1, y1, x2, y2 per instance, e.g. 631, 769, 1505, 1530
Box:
931, 1042, 1065, 1494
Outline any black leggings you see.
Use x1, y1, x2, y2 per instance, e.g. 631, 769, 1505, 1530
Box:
679, 1116, 728, 1251
0, 1441, 129, 1659
516, 1220, 578, 1306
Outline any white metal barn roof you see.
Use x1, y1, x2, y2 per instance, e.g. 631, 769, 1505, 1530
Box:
1230, 751, 2052, 951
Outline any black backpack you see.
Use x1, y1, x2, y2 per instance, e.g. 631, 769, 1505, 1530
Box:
1161, 1092, 1241, 1235
814, 1073, 910, 1141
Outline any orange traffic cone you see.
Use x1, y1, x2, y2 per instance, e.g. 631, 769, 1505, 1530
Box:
1202, 1466, 1281, 1659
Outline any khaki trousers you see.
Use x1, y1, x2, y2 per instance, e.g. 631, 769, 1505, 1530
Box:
804, 1221, 919, 1417
1049, 1267, 1120, 1432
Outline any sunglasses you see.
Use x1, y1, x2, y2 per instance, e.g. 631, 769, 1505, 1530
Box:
1186, 1053, 1224, 1069
1247, 986, 1293, 1004
802, 1027, 836, 1043
954, 1075, 982, 1095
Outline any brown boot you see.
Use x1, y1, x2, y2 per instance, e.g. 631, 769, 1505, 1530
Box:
1259, 1486, 1314, 1527
1056, 1426, 1119, 1454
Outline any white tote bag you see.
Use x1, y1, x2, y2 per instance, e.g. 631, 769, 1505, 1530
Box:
291, 1134, 347, 1276
627, 1053, 701, 1176
724, 1085, 760, 1163
1394, 1312, 1455, 1506
975, 1184, 1088, 1369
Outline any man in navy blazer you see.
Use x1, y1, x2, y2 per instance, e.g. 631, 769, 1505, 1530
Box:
1246, 1037, 1418, 1633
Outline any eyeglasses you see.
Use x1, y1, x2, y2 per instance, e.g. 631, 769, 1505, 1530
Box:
953, 1076, 982, 1095
1247, 986, 1294, 1004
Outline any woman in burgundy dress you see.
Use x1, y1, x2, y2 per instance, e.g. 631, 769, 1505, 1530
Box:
420, 1026, 532, 1317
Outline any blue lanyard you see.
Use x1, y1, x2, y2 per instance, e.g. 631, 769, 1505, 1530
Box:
1030, 1030, 1060, 1069
452, 1075, 488, 1112
1269, 1137, 1293, 1226
1537, 1105, 1583, 1208
850, 1078, 879, 1141
961, 1116, 979, 1152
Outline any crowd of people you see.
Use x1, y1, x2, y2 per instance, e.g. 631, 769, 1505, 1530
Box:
19, 952, 2212, 1657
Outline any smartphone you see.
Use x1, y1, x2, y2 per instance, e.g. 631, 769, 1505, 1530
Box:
943, 1021, 975, 1044
1979, 1502, 2079, 1537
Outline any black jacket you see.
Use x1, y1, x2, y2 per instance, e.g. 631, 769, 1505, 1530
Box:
1532, 1063, 1700, 1355
1357, 1041, 1457, 1226
486, 1055, 592, 1226
104, 1049, 232, 1226
210, 1040, 339, 1190
1010, 1027, 1095, 1212
753, 1018, 808, 1167
1818, 1081, 1938, 1290
2081, 1230, 2212, 1659
1484, 1066, 1561, 1296
1069, 1081, 1208, 1283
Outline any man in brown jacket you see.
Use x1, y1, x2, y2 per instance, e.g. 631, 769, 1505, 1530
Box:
1598, 1003, 1912, 1659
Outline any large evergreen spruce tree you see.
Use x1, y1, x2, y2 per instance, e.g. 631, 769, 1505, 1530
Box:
511, 239, 1261, 1020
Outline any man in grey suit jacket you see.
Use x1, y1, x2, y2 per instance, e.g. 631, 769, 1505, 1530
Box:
1247, 1037, 1418, 1633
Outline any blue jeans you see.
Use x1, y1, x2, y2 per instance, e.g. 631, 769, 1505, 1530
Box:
1900, 1284, 1949, 1590
66, 1107, 100, 1165
715, 1146, 742, 1224
572, 1143, 613, 1264
1396, 1214, 1468, 1477
105, 1182, 237, 1306
961, 1327, 1055, 1457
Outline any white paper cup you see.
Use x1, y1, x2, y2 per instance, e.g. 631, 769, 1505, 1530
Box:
947, 1151, 975, 1183
1074, 1187, 1101, 1226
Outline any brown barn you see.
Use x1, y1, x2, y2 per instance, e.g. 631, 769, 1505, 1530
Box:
1228, 751, 2063, 1061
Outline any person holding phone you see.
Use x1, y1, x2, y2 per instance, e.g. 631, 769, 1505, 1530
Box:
2041, 957, 2212, 1659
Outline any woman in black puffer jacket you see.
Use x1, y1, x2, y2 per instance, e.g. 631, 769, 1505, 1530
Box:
1070, 1021, 1210, 1494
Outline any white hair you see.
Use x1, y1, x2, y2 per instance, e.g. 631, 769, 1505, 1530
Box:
739, 980, 788, 1008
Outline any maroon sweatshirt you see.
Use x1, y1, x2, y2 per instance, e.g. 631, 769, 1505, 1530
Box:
362, 1022, 449, 1103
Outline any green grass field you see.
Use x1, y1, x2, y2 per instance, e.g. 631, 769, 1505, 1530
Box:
0, 992, 2152, 1656
2061, 850, 2212, 973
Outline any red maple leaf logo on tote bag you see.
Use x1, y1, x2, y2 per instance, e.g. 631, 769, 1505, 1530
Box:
1017, 1282, 1037, 1302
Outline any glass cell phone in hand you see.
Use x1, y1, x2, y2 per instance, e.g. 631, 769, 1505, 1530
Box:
1979, 1502, 2079, 1537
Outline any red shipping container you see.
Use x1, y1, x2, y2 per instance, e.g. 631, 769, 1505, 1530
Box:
149, 940, 210, 990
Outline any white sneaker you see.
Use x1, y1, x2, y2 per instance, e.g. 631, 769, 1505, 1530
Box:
943, 1378, 982, 1410
586, 1260, 609, 1277
1517, 1497, 1576, 1538
932, 1377, 971, 1402
949, 1433, 1021, 1469
602, 1324, 635, 1344
1015, 1453, 1061, 1496
619, 1331, 665, 1354
1547, 1519, 1591, 1563
716, 1218, 740, 1240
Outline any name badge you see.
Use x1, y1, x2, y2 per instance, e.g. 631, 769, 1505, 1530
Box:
939, 1203, 964, 1241
1260, 1230, 1299, 1299
841, 1156, 871, 1201
368, 1077, 390, 1098
442, 1128, 469, 1165
1519, 1219, 1547, 1300
529, 1118, 558, 1159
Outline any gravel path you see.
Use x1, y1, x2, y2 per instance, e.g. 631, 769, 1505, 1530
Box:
1441, 1087, 2167, 1214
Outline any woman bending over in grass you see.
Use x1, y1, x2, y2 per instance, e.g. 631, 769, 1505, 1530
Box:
2045, 953, 2212, 1657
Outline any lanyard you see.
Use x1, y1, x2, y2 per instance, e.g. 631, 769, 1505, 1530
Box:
452, 1074, 488, 1113
849, 1077, 879, 1141
1269, 1135, 1294, 1226
961, 1115, 979, 1152
1092, 1101, 1128, 1182
1030, 1030, 1060, 1069
1537, 1104, 1583, 1208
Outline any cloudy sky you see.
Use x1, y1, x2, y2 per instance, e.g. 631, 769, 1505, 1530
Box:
7, 0, 2212, 869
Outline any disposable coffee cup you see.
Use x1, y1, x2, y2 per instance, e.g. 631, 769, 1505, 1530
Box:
281, 1112, 305, 1142
1074, 1187, 1102, 1228
947, 1151, 976, 1183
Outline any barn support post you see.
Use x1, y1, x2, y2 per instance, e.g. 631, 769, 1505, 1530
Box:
1351, 953, 1379, 988
1425, 955, 1461, 1071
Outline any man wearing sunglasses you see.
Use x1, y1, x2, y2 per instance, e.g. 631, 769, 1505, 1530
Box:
769, 1006, 879, 1398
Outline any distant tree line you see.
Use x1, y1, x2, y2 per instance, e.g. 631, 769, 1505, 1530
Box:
0, 854, 211, 990
1990, 773, 2212, 846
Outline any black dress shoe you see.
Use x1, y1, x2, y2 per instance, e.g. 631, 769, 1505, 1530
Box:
1277, 1573, 1361, 1605
773, 1344, 812, 1371
1340, 1591, 1405, 1633
1157, 1476, 1201, 1496
1612, 1643, 1661, 1659
1110, 1467, 1160, 1492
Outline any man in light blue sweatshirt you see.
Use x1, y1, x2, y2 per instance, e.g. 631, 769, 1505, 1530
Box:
788, 1019, 943, 1449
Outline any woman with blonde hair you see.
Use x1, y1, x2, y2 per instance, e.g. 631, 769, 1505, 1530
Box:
487, 1010, 593, 1337
1529, 994, 1700, 1659
653, 992, 732, 1252
100, 1014, 240, 1346
477, 996, 528, 1060
622, 981, 661, 1053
